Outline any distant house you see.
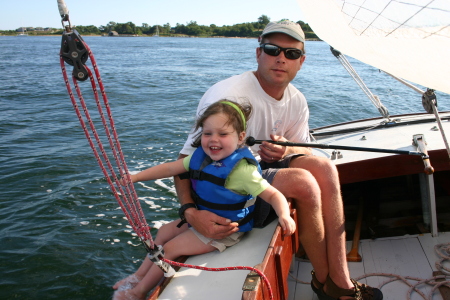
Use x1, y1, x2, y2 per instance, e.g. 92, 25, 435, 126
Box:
108, 31, 119, 36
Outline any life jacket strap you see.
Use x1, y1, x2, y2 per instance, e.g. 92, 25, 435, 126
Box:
191, 190, 256, 211
179, 169, 226, 186
237, 210, 254, 226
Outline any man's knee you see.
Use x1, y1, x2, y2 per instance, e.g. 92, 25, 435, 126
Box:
290, 155, 338, 178
273, 168, 321, 206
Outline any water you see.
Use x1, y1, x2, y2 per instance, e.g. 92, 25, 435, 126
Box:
0, 35, 448, 299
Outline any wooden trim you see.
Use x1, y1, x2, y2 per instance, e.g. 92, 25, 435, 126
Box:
242, 208, 299, 300
337, 149, 450, 185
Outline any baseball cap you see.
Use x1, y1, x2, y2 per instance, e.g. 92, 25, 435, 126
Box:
261, 20, 305, 43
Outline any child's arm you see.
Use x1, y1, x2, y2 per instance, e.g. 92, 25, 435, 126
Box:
129, 159, 186, 183
257, 186, 296, 235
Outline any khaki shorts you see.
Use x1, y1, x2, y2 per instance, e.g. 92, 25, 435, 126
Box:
190, 227, 245, 252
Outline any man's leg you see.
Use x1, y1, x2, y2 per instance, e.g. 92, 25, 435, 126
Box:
289, 156, 353, 289
269, 166, 331, 284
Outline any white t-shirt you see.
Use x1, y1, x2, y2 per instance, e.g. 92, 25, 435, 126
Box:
180, 71, 310, 160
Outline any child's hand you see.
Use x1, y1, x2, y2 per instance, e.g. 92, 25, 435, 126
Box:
279, 215, 296, 236
119, 174, 135, 186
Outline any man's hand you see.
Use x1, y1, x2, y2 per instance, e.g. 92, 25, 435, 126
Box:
184, 208, 239, 239
258, 134, 311, 162
258, 134, 288, 163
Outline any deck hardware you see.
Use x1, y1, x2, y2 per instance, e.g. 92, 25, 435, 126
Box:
347, 198, 363, 262
60, 29, 89, 81
242, 273, 260, 291
147, 245, 176, 277
413, 134, 434, 175
360, 135, 366, 140
413, 134, 438, 236
422, 89, 437, 114
431, 126, 439, 131
331, 150, 343, 160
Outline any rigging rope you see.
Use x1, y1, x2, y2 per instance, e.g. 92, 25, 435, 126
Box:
330, 47, 390, 119
59, 31, 154, 247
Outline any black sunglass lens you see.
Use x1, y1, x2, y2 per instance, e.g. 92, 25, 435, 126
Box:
285, 49, 302, 59
263, 44, 280, 56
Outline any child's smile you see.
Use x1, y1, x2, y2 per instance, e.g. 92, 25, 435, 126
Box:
201, 112, 245, 161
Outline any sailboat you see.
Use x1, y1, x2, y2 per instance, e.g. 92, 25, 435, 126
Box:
17, 27, 28, 36
153, 25, 159, 37
147, 1, 450, 299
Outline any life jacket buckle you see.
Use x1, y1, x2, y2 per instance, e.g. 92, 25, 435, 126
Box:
190, 169, 203, 180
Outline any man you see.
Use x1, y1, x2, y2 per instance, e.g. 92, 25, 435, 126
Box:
175, 20, 382, 300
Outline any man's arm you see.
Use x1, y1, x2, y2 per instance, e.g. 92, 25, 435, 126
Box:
174, 154, 239, 239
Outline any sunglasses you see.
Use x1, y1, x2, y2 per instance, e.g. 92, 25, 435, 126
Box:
260, 43, 304, 60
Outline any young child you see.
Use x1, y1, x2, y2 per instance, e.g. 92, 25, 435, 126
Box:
113, 100, 296, 300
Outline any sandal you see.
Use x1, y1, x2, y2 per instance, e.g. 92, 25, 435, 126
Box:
310, 270, 383, 300
350, 279, 383, 300
323, 275, 383, 300
311, 270, 324, 295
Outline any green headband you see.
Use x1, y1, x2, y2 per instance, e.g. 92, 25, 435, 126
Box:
220, 101, 246, 130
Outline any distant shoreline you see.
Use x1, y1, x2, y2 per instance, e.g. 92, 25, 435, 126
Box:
0, 33, 321, 41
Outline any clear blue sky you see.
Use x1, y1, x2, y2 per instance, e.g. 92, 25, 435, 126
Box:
0, 0, 307, 30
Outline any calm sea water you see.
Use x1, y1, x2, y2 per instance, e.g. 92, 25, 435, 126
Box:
1, 35, 448, 299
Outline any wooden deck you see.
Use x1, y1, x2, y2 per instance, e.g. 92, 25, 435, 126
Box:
289, 232, 450, 300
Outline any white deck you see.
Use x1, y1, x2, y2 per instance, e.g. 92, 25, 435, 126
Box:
311, 113, 450, 164
290, 232, 450, 300
157, 221, 278, 300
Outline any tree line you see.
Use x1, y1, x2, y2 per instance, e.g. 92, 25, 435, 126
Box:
75, 15, 317, 39
1, 15, 317, 39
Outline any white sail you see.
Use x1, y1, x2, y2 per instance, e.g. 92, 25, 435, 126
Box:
296, 0, 450, 95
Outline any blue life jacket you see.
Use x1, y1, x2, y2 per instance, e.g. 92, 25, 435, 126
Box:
185, 147, 262, 232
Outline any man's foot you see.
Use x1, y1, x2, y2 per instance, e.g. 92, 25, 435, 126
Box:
113, 274, 142, 291
310, 271, 383, 300
112, 289, 145, 300
322, 276, 383, 300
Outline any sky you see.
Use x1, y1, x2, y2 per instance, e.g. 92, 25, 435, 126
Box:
0, 0, 307, 30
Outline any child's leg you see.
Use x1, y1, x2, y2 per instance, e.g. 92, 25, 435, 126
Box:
113, 220, 188, 290
114, 228, 217, 300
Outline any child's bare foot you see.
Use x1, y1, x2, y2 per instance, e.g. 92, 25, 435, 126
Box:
112, 289, 145, 300
113, 274, 141, 291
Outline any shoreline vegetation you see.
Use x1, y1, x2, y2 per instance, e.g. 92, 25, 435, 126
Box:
0, 15, 319, 40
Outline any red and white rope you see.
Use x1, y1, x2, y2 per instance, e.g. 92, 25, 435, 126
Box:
60, 40, 153, 246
